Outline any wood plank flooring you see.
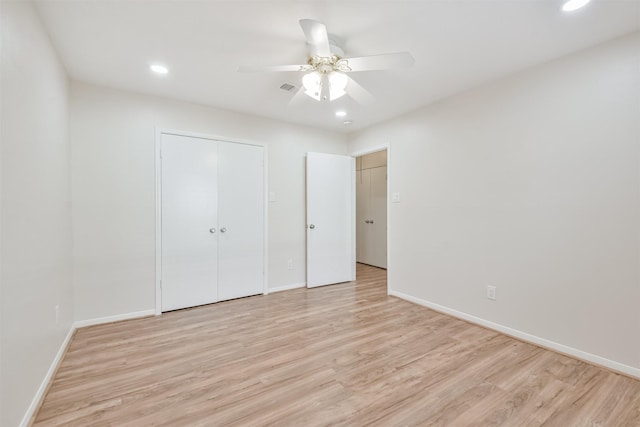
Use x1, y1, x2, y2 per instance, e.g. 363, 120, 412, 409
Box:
33, 264, 640, 426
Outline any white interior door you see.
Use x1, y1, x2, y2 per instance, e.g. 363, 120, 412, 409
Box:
306, 152, 355, 288
218, 142, 265, 301
370, 166, 388, 268
161, 134, 218, 311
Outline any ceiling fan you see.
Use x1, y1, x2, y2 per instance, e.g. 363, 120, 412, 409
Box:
238, 19, 415, 103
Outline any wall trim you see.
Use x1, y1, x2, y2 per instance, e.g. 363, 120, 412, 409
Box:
73, 309, 156, 329
267, 282, 306, 294
20, 326, 75, 427
388, 289, 640, 380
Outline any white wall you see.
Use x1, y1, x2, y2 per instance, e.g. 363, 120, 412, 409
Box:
0, 1, 74, 426
70, 82, 347, 321
349, 33, 640, 372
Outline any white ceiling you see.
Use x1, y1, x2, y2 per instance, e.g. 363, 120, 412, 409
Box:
35, 0, 640, 133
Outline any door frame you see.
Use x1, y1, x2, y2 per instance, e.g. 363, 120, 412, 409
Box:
155, 128, 268, 315
349, 144, 390, 294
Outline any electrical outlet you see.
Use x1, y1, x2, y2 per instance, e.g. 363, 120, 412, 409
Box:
487, 286, 497, 301
287, 259, 294, 270
55, 305, 60, 324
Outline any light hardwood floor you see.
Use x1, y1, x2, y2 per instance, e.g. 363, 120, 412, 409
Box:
33, 264, 640, 426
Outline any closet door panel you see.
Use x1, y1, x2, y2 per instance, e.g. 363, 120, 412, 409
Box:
161, 134, 218, 311
356, 169, 369, 263
370, 166, 387, 268
217, 142, 265, 301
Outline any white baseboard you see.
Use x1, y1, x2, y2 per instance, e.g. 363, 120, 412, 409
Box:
389, 289, 640, 380
20, 326, 75, 427
266, 282, 306, 294
73, 309, 156, 329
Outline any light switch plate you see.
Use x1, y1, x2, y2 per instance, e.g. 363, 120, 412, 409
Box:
392, 192, 401, 203
269, 192, 276, 202
487, 285, 497, 301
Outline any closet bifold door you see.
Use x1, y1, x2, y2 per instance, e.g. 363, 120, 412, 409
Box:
356, 165, 387, 269
217, 142, 265, 301
356, 168, 371, 264
160, 134, 219, 311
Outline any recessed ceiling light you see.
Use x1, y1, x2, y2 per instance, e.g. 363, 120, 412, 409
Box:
343, 120, 352, 126
150, 64, 169, 74
562, 0, 590, 12
335, 111, 347, 117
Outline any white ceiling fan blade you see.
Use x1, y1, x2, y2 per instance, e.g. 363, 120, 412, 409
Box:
299, 19, 332, 58
346, 76, 375, 105
287, 85, 308, 107
238, 64, 311, 73
343, 52, 415, 72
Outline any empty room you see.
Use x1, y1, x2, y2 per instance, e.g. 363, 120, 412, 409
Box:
1, 0, 639, 425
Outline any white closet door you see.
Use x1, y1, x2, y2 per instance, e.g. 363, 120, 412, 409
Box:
306, 152, 355, 288
217, 142, 265, 301
161, 134, 218, 311
369, 166, 387, 268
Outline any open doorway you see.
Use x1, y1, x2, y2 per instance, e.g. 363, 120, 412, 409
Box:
355, 149, 388, 273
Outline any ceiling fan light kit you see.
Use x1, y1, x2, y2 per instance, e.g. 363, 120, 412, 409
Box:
238, 19, 414, 104
303, 69, 349, 101
301, 54, 351, 101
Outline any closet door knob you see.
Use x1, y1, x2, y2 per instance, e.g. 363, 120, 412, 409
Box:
370, 220, 374, 224
209, 228, 216, 234
220, 227, 227, 233
365, 220, 370, 224
309, 224, 315, 229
